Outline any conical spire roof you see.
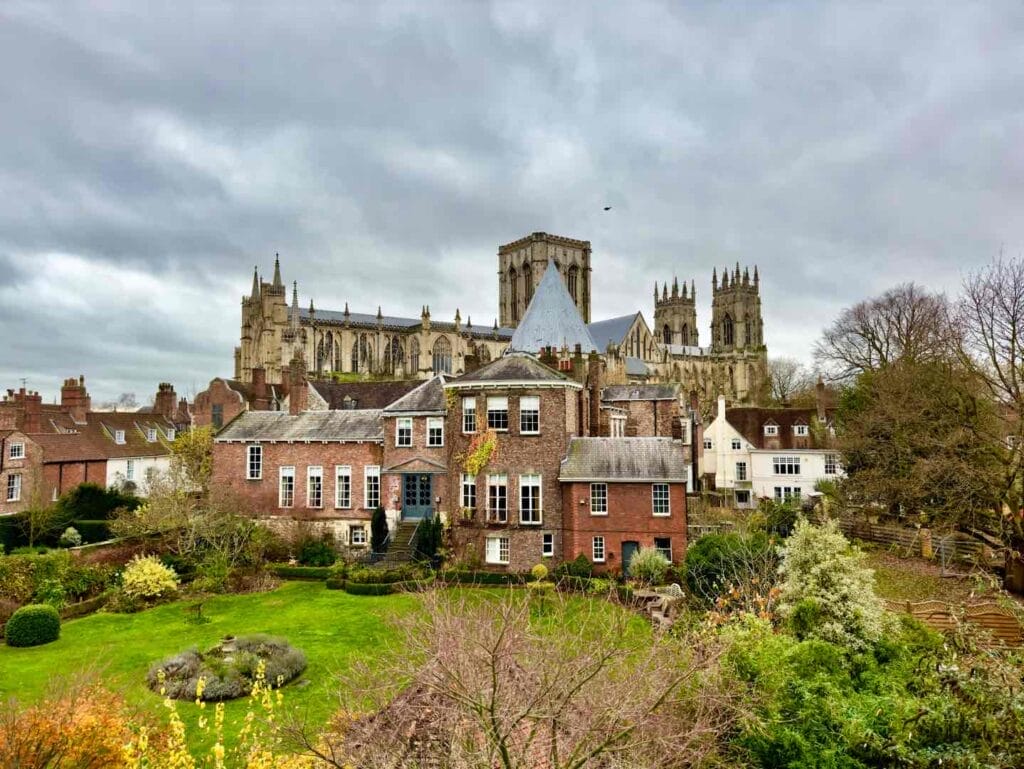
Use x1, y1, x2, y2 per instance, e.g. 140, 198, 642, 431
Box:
509, 260, 597, 353
272, 253, 283, 289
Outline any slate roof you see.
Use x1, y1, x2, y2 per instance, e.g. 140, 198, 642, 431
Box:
587, 314, 637, 351
625, 357, 651, 377
560, 437, 688, 481
725, 407, 835, 450
310, 380, 421, 410
383, 376, 447, 414
448, 352, 579, 387
509, 260, 598, 353
602, 384, 681, 402
214, 409, 384, 443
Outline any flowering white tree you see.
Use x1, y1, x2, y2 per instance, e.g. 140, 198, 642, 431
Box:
777, 518, 884, 649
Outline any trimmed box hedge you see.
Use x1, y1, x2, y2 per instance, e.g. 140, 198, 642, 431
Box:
269, 565, 335, 581
442, 570, 527, 586
325, 578, 432, 595
5, 604, 61, 647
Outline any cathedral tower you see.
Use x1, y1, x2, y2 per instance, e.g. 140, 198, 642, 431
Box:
498, 232, 591, 328
653, 277, 698, 347
710, 263, 763, 353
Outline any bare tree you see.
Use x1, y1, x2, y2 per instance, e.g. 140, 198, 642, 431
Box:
767, 357, 814, 405
283, 590, 738, 769
814, 283, 951, 381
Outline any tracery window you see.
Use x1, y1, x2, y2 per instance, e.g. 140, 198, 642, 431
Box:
432, 336, 452, 375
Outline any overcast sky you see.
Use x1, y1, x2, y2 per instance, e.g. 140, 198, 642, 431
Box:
1, 1, 1022, 404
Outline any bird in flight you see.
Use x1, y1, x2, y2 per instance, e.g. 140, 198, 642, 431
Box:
603, 206, 612, 211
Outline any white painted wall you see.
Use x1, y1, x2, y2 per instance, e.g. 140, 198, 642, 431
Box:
105, 455, 171, 496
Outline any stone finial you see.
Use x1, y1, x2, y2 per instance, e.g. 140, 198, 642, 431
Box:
662, 283, 668, 301
754, 265, 760, 286
672, 276, 679, 297
376, 305, 383, 321
250, 265, 259, 300
691, 279, 695, 298
309, 299, 316, 320
654, 281, 659, 300
272, 253, 283, 289
712, 267, 717, 290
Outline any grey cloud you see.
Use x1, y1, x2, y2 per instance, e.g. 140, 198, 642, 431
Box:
0, 0, 1022, 402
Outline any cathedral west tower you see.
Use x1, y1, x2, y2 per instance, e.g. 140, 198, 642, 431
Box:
498, 232, 591, 328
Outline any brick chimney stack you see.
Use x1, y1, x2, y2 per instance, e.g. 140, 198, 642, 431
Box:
288, 354, 308, 416
60, 375, 91, 423
153, 382, 177, 421
251, 367, 271, 411
14, 388, 43, 433
587, 352, 603, 437
816, 376, 827, 422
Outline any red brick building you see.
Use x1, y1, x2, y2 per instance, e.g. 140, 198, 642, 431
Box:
560, 437, 688, 572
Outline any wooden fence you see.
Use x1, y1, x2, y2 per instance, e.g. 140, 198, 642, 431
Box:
887, 600, 1024, 647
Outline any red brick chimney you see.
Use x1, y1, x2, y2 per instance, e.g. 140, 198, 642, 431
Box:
153, 382, 176, 421
19, 388, 43, 433
60, 375, 91, 423
251, 367, 271, 411
816, 376, 827, 422
288, 354, 308, 416
587, 352, 603, 437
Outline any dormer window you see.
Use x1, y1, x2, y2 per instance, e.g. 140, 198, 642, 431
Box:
731, 438, 741, 450
794, 424, 808, 437
763, 424, 778, 437
146, 428, 157, 442
167, 428, 176, 441
114, 430, 126, 445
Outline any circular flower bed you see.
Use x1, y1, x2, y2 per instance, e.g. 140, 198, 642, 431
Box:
147, 634, 306, 701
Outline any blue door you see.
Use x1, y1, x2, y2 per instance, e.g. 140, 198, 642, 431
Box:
402, 474, 433, 519
622, 541, 640, 574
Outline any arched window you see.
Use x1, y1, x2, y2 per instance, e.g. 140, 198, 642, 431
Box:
321, 331, 334, 371
509, 267, 518, 322
523, 262, 533, 305
316, 336, 328, 372
383, 337, 405, 374
681, 324, 689, 346
567, 265, 579, 303
478, 344, 491, 363
744, 319, 752, 346
351, 333, 373, 373
723, 314, 734, 346
432, 336, 452, 375
350, 335, 359, 372
662, 324, 672, 344
409, 337, 420, 373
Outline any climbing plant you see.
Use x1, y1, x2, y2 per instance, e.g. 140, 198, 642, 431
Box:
460, 429, 499, 476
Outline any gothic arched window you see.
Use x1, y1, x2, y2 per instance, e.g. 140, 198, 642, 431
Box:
681, 324, 690, 346
568, 265, 579, 303
351, 333, 373, 373
409, 337, 420, 373
509, 267, 518, 323
523, 262, 533, 305
744, 319, 752, 346
383, 337, 405, 375
478, 344, 491, 363
662, 324, 672, 344
432, 336, 452, 375
723, 314, 734, 346
350, 335, 359, 372
316, 336, 327, 372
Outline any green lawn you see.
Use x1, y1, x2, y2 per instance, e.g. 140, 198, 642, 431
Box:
0, 582, 420, 752
0, 581, 649, 756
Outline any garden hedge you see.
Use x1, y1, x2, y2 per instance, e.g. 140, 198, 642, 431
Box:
5, 604, 61, 647
326, 578, 432, 595
269, 565, 335, 581
70, 520, 112, 544
442, 570, 527, 586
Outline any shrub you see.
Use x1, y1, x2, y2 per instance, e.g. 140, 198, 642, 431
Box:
148, 634, 306, 701
34, 578, 67, 609
346, 564, 424, 584
371, 506, 389, 552
5, 604, 61, 647
628, 547, 670, 585
530, 563, 548, 582
684, 532, 777, 605
442, 570, 527, 585
121, 555, 179, 602
555, 553, 593, 579
70, 519, 112, 544
777, 518, 883, 650
54, 482, 140, 521
269, 564, 334, 581
413, 516, 444, 562
297, 536, 336, 566
341, 582, 396, 596
58, 527, 82, 548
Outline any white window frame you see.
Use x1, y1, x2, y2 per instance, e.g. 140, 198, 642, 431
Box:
735, 461, 747, 481
335, 465, 352, 509
462, 397, 477, 434
519, 474, 542, 525
307, 465, 323, 508
654, 537, 672, 561
794, 424, 809, 437
774, 486, 802, 501
247, 445, 263, 480
167, 428, 176, 441
773, 456, 801, 475
592, 536, 606, 563
146, 428, 157, 443
764, 424, 778, 436
703, 438, 713, 450
427, 417, 444, 447
731, 438, 741, 450
126, 459, 135, 481
396, 417, 413, 447
485, 535, 510, 565
519, 396, 540, 435
8, 442, 24, 460
365, 465, 381, 509
114, 430, 126, 445
824, 454, 838, 475
461, 473, 476, 511
590, 482, 608, 515
487, 396, 509, 431
542, 532, 554, 558
486, 473, 508, 523
7, 473, 22, 502
279, 466, 295, 508
349, 525, 367, 546
652, 483, 670, 516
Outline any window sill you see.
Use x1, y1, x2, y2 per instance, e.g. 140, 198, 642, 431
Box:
653, 512, 671, 517
590, 512, 608, 517
520, 432, 540, 437
519, 520, 543, 526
